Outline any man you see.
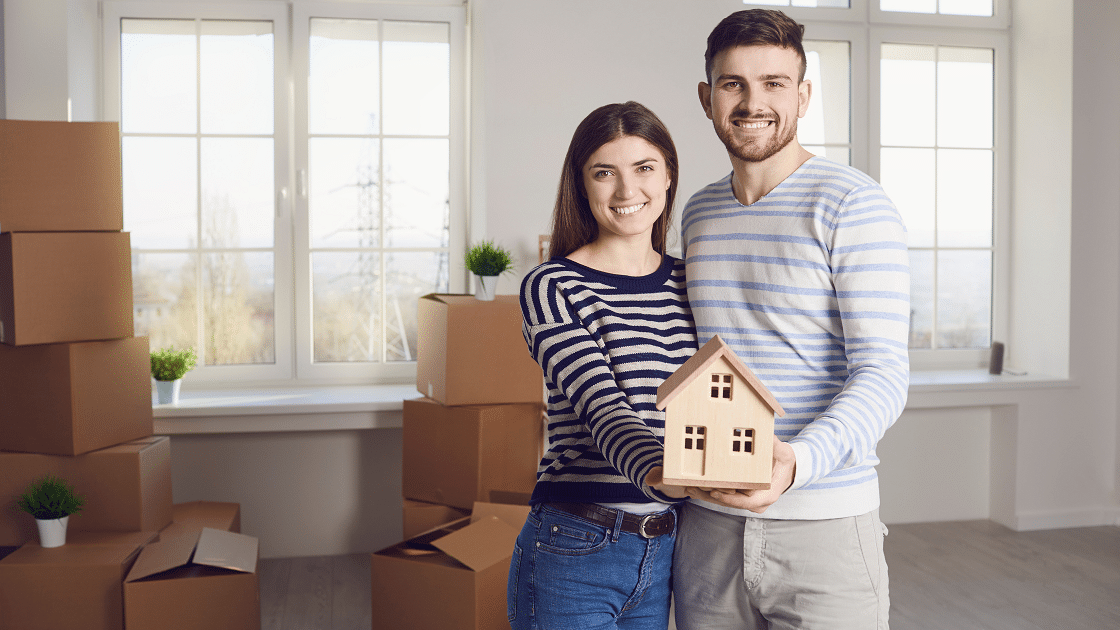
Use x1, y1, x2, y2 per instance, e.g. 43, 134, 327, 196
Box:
674, 8, 910, 630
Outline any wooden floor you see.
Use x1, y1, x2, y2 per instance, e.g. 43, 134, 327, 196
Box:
259, 520, 1120, 630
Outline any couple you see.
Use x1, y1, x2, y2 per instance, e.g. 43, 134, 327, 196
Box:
508, 9, 910, 630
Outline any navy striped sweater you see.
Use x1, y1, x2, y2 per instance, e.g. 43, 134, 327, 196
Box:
683, 156, 910, 520
519, 255, 698, 505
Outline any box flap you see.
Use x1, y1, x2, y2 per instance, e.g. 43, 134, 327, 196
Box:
471, 502, 531, 530
431, 515, 518, 572
125, 528, 201, 583
192, 527, 258, 574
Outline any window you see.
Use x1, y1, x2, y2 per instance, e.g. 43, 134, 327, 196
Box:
746, 0, 1009, 368
710, 373, 733, 400
684, 426, 706, 451
103, 2, 466, 385
732, 428, 755, 454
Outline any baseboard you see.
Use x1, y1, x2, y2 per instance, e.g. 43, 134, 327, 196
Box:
1009, 507, 1120, 531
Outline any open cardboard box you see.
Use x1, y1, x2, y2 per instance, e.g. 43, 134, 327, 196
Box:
402, 498, 470, 540
372, 501, 530, 630
0, 336, 153, 455
0, 530, 156, 630
162, 501, 241, 538
0, 119, 123, 234
0, 231, 134, 346
124, 527, 260, 630
0, 436, 173, 546
402, 397, 543, 510
416, 294, 544, 405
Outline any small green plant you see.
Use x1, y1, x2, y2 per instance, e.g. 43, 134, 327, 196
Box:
465, 240, 514, 277
16, 474, 85, 520
150, 346, 198, 382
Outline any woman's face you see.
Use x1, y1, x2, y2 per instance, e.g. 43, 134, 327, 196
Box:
581, 135, 671, 246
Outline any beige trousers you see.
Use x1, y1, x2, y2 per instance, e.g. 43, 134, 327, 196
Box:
673, 501, 890, 630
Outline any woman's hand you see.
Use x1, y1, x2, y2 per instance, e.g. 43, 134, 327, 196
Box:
645, 466, 690, 499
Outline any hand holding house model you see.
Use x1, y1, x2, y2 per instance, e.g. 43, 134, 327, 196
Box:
656, 335, 785, 490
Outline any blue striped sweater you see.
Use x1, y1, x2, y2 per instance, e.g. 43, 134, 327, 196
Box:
682, 156, 910, 520
520, 255, 698, 505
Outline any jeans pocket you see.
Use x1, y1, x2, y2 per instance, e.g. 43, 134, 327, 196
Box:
536, 510, 609, 556
507, 543, 522, 623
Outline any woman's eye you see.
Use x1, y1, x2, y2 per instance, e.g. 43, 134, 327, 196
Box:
638, 165, 654, 173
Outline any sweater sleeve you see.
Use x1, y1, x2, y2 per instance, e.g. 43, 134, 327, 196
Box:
787, 183, 911, 490
520, 266, 676, 503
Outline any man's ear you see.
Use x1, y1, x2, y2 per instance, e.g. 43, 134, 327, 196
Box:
798, 79, 812, 118
698, 81, 714, 121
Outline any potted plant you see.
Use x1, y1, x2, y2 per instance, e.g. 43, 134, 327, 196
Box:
16, 474, 85, 548
465, 240, 514, 301
150, 346, 198, 405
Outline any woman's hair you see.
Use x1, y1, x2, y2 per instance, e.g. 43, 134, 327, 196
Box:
547, 101, 679, 261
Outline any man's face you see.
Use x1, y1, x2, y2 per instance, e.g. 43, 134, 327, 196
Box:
700, 45, 811, 164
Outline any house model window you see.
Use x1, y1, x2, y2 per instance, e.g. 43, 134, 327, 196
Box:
684, 425, 706, 450
731, 428, 754, 454
710, 373, 732, 399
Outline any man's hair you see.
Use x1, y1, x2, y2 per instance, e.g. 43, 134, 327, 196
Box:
548, 101, 679, 261
704, 9, 807, 84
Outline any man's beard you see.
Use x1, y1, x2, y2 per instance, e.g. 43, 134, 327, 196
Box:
715, 114, 798, 163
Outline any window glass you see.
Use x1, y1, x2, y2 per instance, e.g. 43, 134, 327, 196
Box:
800, 40, 851, 165
307, 17, 452, 366
121, 18, 277, 367
881, 0, 992, 16
881, 42, 996, 350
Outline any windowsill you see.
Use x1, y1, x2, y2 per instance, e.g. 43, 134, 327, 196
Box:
152, 370, 1076, 436
152, 383, 422, 435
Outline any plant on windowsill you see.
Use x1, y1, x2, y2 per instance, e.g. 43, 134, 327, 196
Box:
465, 240, 514, 301
16, 474, 86, 548
150, 346, 198, 405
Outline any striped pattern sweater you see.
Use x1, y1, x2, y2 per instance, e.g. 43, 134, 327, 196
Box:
682, 156, 910, 520
519, 255, 698, 505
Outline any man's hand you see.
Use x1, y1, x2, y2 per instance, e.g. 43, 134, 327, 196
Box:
645, 466, 690, 499
686, 436, 796, 513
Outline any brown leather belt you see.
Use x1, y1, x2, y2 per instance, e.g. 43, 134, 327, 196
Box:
546, 503, 676, 539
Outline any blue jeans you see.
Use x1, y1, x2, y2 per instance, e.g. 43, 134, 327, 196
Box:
507, 503, 677, 630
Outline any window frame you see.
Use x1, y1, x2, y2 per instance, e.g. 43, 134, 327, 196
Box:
787, 4, 1011, 370
868, 25, 1011, 369
102, 1, 467, 387
291, 1, 468, 384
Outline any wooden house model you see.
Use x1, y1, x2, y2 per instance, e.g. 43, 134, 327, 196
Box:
656, 335, 785, 489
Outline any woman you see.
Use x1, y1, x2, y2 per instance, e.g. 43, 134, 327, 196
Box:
507, 101, 697, 630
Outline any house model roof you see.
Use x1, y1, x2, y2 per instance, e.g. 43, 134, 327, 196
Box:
656, 335, 785, 416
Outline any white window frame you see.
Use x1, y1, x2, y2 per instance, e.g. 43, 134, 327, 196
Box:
291, 2, 467, 384
102, 1, 467, 387
749, 0, 1011, 370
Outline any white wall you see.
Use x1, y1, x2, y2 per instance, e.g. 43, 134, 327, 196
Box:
3, 0, 1118, 557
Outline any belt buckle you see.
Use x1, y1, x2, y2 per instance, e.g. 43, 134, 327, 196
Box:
637, 514, 657, 539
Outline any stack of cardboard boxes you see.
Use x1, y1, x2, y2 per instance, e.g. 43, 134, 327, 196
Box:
0, 120, 258, 630
371, 293, 547, 629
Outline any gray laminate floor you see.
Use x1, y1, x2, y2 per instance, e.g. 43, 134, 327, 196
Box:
259, 520, 1120, 630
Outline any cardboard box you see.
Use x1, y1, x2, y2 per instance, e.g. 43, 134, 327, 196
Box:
0, 120, 123, 234
0, 231, 134, 346
0, 530, 155, 630
0, 336, 153, 455
416, 294, 544, 405
403, 498, 470, 540
164, 501, 241, 536
0, 436, 173, 546
372, 502, 530, 630
124, 527, 260, 630
403, 398, 543, 510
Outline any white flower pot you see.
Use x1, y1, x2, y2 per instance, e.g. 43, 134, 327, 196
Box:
474, 275, 498, 301
36, 515, 69, 548
154, 378, 182, 405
